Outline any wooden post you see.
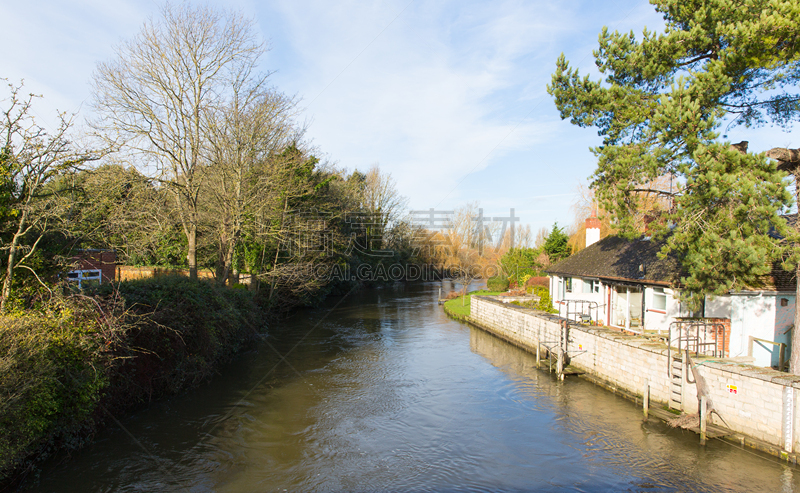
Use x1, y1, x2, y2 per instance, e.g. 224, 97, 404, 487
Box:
643, 380, 650, 421
557, 349, 564, 380
780, 343, 786, 372
438, 287, 441, 302
536, 343, 540, 368
700, 396, 708, 445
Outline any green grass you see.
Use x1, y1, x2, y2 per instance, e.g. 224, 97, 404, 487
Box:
443, 290, 502, 319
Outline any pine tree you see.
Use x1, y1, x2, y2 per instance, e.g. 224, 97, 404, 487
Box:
544, 223, 571, 263
548, 0, 800, 370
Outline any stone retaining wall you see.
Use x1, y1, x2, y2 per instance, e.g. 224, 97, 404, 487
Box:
470, 295, 800, 457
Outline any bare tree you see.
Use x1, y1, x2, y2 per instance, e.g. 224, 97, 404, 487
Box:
516, 224, 532, 249
533, 226, 548, 248
360, 164, 408, 250
441, 203, 499, 296
0, 81, 95, 311
203, 85, 301, 285
91, 3, 266, 279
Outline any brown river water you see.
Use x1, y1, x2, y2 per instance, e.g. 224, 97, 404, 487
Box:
26, 282, 800, 492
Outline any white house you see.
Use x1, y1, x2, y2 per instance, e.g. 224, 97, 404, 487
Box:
545, 215, 795, 369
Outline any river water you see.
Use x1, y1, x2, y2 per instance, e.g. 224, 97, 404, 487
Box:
28, 282, 800, 492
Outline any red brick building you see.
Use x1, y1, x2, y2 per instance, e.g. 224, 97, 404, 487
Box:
68, 249, 116, 288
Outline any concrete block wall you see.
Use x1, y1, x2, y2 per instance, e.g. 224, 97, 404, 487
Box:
470, 295, 800, 453
696, 363, 793, 446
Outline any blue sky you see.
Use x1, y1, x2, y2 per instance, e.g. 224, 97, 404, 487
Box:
2, 0, 798, 235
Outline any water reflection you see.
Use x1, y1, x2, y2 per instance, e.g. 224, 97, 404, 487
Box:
27, 282, 799, 492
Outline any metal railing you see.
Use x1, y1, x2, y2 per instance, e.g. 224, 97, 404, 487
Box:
557, 299, 600, 325
666, 319, 728, 376
748, 336, 788, 372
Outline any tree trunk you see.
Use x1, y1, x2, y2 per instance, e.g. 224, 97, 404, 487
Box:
793, 261, 800, 374
268, 197, 289, 304
1, 211, 28, 313
187, 223, 198, 281
1, 244, 18, 313
791, 169, 800, 374
765, 149, 800, 375
219, 240, 236, 287
215, 240, 227, 286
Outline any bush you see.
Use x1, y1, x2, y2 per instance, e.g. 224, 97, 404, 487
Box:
532, 286, 557, 313
0, 297, 112, 482
99, 276, 265, 404
526, 276, 550, 289
1, 277, 266, 484
487, 276, 510, 292
444, 291, 461, 300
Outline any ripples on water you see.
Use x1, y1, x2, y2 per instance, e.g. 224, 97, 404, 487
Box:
27, 283, 800, 492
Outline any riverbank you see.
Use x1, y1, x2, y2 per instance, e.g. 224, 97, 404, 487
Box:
0, 276, 266, 489
442, 290, 501, 321
465, 294, 800, 462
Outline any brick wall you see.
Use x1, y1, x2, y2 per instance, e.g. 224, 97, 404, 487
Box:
72, 250, 116, 283
116, 266, 216, 282
470, 295, 800, 454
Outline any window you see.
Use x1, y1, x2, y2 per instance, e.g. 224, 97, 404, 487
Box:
652, 287, 667, 310
68, 269, 102, 290
583, 279, 600, 294
565, 277, 572, 293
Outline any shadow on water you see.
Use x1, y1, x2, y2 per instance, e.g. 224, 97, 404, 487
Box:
25, 281, 800, 493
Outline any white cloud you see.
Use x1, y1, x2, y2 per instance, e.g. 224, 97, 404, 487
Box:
260, 0, 577, 207
3, 0, 794, 234
0, 0, 150, 128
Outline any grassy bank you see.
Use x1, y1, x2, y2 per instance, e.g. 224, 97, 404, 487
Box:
0, 276, 265, 487
443, 290, 502, 320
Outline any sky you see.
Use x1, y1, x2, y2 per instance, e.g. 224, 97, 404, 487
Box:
1, 0, 798, 238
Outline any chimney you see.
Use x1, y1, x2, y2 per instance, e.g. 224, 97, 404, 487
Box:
585, 210, 601, 247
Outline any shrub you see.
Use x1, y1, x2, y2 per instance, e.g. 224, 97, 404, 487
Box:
0, 297, 113, 482
98, 276, 265, 403
445, 290, 464, 300
532, 286, 557, 313
487, 276, 510, 292
526, 276, 550, 288
1, 277, 266, 484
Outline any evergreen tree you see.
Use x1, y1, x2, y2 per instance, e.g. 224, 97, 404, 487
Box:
544, 223, 570, 263
548, 0, 800, 370
548, 0, 798, 298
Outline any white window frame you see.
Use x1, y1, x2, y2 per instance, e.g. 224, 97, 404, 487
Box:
652, 287, 667, 311
68, 269, 102, 289
582, 279, 600, 294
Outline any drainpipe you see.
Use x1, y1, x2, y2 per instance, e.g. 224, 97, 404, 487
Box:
625, 287, 631, 331
641, 284, 646, 331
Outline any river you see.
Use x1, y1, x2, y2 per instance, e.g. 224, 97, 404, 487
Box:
28, 282, 799, 492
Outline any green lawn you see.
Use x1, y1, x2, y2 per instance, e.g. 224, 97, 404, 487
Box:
443, 290, 502, 318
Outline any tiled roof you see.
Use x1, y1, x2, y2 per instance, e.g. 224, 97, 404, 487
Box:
546, 235, 797, 292
545, 236, 680, 286
749, 262, 797, 292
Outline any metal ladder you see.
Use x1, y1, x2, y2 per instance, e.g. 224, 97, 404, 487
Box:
666, 321, 699, 411
668, 352, 684, 410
